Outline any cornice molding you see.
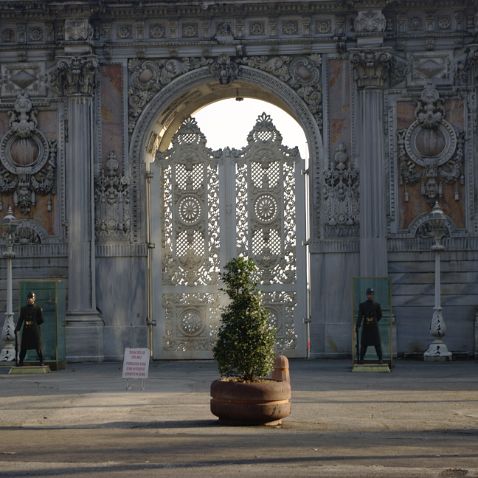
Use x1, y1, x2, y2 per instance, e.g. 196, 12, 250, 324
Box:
0, 1, 350, 19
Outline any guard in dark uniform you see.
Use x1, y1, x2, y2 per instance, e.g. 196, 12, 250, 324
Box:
15, 291, 44, 366
356, 288, 383, 363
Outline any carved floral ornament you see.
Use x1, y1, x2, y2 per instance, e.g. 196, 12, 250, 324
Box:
354, 10, 386, 34
94, 151, 130, 239
0, 92, 56, 214
398, 84, 464, 205
51, 56, 98, 96
64, 18, 93, 42
456, 47, 478, 86
323, 143, 359, 238
128, 54, 323, 132
209, 54, 239, 85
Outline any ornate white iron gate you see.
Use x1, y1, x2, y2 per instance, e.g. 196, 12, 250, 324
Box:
151, 113, 306, 359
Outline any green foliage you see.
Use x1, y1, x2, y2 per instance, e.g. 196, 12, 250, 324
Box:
213, 257, 276, 382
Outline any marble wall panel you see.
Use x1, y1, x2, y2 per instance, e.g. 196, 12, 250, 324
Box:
310, 252, 359, 357
96, 256, 147, 358
100, 65, 123, 163
103, 326, 148, 361
395, 305, 475, 355
327, 59, 351, 154
37, 110, 57, 140
0, 112, 8, 136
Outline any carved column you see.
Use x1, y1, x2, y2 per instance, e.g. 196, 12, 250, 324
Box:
351, 49, 391, 276
53, 54, 103, 361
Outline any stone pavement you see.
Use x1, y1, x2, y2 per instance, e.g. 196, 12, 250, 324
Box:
0, 359, 477, 478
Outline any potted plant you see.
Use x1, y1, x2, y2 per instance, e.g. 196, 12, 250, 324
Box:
210, 257, 291, 425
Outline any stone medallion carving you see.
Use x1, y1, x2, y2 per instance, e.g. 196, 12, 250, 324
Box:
398, 84, 463, 205
404, 86, 457, 167
0, 93, 56, 213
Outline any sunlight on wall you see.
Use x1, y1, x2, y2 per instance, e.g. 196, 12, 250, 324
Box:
193, 98, 309, 160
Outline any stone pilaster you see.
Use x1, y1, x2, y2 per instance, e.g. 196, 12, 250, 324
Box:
52, 51, 103, 361
351, 48, 391, 276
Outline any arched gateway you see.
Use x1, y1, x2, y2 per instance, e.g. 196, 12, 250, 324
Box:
1, 1, 477, 362
130, 65, 321, 358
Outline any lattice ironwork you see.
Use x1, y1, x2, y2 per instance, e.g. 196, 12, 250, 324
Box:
235, 113, 299, 286
158, 118, 220, 287
152, 114, 306, 358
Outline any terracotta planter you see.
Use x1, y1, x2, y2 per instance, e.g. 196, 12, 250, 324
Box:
210, 378, 291, 425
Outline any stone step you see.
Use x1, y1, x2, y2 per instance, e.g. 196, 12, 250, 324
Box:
8, 365, 51, 375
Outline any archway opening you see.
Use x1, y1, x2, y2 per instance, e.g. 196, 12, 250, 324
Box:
192, 97, 308, 163
146, 79, 310, 157
149, 93, 310, 360
132, 67, 322, 360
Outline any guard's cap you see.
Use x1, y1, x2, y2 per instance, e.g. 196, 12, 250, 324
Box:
366, 288, 374, 295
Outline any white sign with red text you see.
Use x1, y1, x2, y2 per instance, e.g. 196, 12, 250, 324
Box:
122, 348, 150, 379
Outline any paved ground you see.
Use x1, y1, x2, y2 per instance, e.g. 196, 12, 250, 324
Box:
0, 359, 477, 477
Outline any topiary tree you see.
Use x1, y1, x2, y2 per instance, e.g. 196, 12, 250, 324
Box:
213, 256, 276, 382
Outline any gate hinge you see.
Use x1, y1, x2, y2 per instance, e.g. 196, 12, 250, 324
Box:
301, 168, 309, 175
147, 242, 155, 249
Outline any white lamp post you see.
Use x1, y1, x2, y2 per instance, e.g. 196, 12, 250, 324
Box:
424, 202, 452, 361
0, 207, 18, 362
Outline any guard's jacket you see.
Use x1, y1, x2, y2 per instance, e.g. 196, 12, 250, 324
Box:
15, 303, 44, 351
357, 299, 382, 347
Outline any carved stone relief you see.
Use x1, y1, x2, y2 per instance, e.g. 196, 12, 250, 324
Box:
455, 47, 478, 86
64, 18, 93, 42
51, 56, 98, 97
323, 143, 359, 238
0, 63, 47, 97
354, 10, 386, 34
0, 93, 56, 214
408, 53, 452, 86
414, 217, 452, 240
94, 151, 130, 239
397, 84, 465, 231
350, 49, 392, 89
13, 220, 48, 244
242, 55, 323, 129
128, 57, 209, 132
209, 54, 239, 85
128, 54, 323, 133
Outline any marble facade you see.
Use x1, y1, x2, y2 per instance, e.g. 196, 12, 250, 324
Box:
0, 0, 478, 361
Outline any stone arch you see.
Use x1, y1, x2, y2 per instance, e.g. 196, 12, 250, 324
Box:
129, 64, 324, 241
409, 210, 457, 239
13, 219, 49, 244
